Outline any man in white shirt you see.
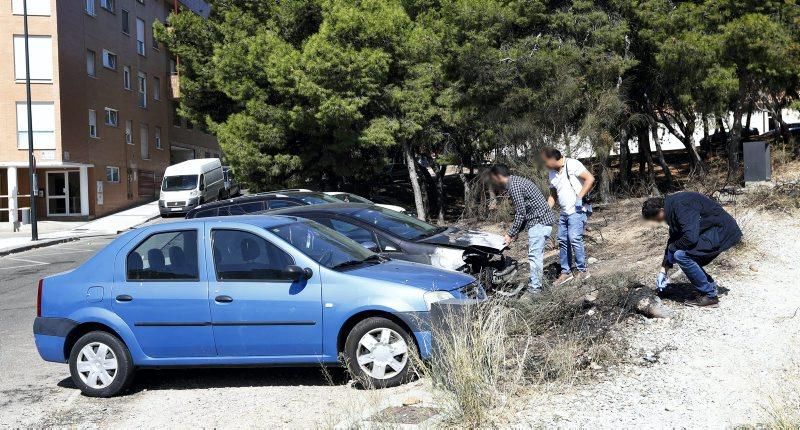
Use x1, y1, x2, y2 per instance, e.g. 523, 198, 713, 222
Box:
541, 147, 596, 286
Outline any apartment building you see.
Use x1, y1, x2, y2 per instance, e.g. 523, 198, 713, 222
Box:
0, 0, 219, 224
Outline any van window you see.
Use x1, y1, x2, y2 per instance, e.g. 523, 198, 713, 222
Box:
162, 175, 197, 191
127, 230, 199, 280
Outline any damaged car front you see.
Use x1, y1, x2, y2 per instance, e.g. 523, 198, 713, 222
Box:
266, 204, 521, 296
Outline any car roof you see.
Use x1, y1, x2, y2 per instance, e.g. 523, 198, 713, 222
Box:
172, 214, 303, 228
188, 194, 303, 211
266, 202, 374, 216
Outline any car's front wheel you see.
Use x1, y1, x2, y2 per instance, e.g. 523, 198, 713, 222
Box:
68, 331, 134, 397
344, 317, 415, 388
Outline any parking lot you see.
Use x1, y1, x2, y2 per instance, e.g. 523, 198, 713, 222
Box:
0, 227, 414, 428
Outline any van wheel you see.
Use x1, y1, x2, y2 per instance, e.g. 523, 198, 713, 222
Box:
344, 317, 414, 388
68, 331, 134, 397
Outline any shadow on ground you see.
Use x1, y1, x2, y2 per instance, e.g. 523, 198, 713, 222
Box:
57, 366, 351, 395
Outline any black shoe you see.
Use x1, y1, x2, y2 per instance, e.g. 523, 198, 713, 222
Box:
685, 295, 719, 308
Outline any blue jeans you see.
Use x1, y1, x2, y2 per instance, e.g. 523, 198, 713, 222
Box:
558, 211, 588, 274
674, 250, 718, 297
527, 224, 553, 291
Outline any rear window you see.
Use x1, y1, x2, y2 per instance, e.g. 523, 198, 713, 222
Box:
127, 230, 199, 280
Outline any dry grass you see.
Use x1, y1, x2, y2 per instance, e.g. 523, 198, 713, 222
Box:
421, 301, 529, 427
420, 272, 641, 427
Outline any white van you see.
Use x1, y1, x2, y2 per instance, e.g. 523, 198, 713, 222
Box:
159, 158, 224, 216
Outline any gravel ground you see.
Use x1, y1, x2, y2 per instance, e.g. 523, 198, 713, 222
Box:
513, 210, 800, 428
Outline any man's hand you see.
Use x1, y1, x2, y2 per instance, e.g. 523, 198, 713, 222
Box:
503, 234, 514, 247
656, 270, 668, 291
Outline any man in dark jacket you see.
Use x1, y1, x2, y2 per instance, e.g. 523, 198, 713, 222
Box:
642, 192, 742, 307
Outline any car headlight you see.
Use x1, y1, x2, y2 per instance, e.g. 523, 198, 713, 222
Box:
423, 290, 455, 311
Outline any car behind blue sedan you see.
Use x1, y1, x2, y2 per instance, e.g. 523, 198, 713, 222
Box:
33, 215, 478, 397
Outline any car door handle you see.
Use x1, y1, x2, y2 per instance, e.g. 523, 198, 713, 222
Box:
215, 295, 233, 303
116, 294, 133, 302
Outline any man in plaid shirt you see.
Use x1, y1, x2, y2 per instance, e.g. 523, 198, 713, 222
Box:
489, 164, 557, 293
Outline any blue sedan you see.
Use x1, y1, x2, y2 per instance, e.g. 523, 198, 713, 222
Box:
33, 215, 478, 397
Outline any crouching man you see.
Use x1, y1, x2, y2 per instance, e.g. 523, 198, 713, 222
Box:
641, 192, 742, 307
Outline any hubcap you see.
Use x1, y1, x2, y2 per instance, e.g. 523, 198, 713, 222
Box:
76, 342, 118, 389
356, 328, 408, 380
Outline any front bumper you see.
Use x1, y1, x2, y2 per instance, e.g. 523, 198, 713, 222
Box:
159, 198, 200, 215
33, 317, 77, 363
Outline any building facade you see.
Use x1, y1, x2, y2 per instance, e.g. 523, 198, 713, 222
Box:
0, 0, 219, 224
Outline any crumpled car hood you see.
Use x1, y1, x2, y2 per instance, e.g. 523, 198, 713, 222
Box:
417, 227, 506, 253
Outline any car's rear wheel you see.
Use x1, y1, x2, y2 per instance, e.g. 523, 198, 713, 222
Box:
344, 317, 414, 388
68, 331, 134, 397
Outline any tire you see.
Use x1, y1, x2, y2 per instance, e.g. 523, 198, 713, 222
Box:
68, 331, 135, 397
343, 317, 415, 388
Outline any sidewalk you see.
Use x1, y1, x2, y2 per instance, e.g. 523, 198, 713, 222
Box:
0, 201, 160, 255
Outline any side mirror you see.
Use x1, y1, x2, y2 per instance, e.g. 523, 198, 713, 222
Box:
284, 265, 312, 281
360, 241, 379, 252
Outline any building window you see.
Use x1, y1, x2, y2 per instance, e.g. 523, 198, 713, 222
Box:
104, 108, 118, 127
169, 58, 177, 75
86, 49, 96, 77
102, 50, 117, 70
13, 35, 53, 83
140, 124, 149, 160
123, 66, 131, 89
85, 0, 95, 16
136, 18, 146, 56
100, 0, 114, 12
153, 76, 160, 100
121, 9, 130, 34
155, 127, 162, 149
12, 0, 51, 15
106, 166, 120, 183
89, 110, 98, 138
125, 120, 133, 144
152, 22, 160, 50
137, 72, 147, 108
16, 102, 55, 149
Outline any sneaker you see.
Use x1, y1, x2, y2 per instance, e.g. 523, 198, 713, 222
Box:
575, 271, 592, 282
553, 273, 574, 287
685, 295, 719, 308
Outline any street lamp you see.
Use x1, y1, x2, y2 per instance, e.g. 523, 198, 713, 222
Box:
22, 0, 39, 241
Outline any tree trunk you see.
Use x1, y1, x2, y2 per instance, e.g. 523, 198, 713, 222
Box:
637, 125, 656, 187
700, 113, 710, 159
403, 142, 426, 221
728, 110, 744, 183
680, 121, 704, 174
651, 123, 673, 190
435, 163, 446, 224
619, 127, 630, 187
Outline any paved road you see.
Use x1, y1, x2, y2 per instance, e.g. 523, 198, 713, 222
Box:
0, 225, 412, 428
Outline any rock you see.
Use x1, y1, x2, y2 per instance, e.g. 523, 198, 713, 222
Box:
635, 294, 673, 319
588, 257, 599, 264
589, 362, 603, 370
402, 397, 421, 406
749, 264, 759, 272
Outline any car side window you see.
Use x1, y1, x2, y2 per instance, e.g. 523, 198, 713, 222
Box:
212, 229, 294, 281
268, 199, 301, 209
377, 235, 401, 252
193, 208, 218, 218
127, 230, 199, 281
329, 218, 375, 245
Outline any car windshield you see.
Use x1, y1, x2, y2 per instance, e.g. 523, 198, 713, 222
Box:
162, 175, 198, 191
352, 206, 441, 240
332, 193, 372, 204
268, 220, 380, 269
295, 193, 341, 205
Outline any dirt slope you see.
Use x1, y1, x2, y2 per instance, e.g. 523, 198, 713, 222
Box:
514, 209, 800, 428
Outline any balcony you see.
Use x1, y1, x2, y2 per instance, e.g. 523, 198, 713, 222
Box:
169, 73, 180, 99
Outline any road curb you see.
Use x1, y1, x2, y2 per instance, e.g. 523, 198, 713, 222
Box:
0, 236, 80, 257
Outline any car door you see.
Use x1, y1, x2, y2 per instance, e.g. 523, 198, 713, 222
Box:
205, 224, 323, 357
112, 225, 216, 358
